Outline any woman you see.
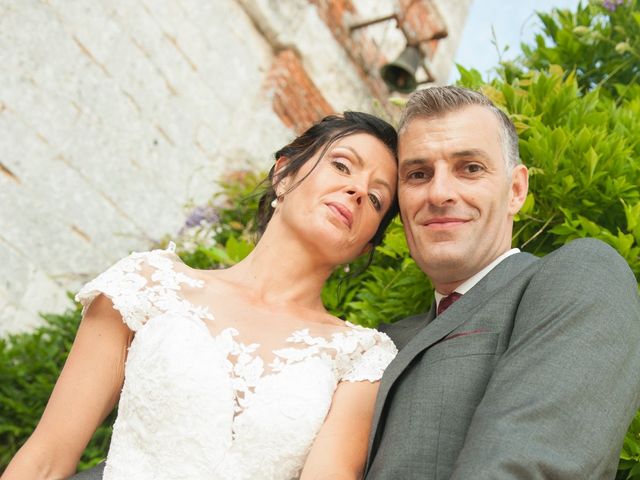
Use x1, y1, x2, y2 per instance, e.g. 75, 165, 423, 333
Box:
3, 112, 399, 480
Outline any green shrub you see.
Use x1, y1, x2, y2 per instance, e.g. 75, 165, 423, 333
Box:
2, 0, 639, 475
456, 2, 640, 476
453, 68, 640, 281
0, 301, 115, 472
510, 0, 640, 97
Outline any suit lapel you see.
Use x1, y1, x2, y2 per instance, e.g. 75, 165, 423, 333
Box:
369, 296, 482, 437
366, 252, 538, 468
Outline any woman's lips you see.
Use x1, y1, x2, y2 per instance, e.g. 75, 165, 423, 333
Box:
327, 202, 353, 228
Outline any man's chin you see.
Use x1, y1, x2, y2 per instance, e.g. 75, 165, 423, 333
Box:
419, 252, 469, 281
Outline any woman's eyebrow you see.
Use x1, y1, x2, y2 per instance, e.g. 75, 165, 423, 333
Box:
374, 177, 393, 195
333, 146, 365, 167
335, 146, 393, 194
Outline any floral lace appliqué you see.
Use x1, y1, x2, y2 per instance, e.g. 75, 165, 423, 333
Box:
74, 247, 397, 480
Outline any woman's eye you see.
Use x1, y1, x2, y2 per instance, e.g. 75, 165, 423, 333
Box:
368, 193, 381, 211
332, 161, 350, 174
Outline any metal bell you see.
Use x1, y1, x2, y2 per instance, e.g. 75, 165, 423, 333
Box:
380, 45, 421, 93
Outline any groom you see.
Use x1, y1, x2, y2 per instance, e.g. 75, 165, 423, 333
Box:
365, 86, 640, 479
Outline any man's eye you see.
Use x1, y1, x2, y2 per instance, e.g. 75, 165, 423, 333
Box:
407, 171, 426, 180
368, 193, 381, 211
332, 161, 350, 174
465, 164, 484, 173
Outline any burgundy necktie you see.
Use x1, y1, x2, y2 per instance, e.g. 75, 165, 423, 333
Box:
437, 292, 462, 316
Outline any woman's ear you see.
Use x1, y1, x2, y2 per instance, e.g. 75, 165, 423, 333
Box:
273, 156, 290, 197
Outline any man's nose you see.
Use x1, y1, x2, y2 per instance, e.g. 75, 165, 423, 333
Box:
427, 170, 456, 206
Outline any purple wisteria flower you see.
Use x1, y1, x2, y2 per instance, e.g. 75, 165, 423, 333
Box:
184, 205, 220, 228
603, 0, 625, 11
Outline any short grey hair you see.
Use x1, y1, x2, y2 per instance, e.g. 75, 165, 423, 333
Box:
398, 86, 521, 172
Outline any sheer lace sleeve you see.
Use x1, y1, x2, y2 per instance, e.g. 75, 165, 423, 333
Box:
74, 244, 177, 331
340, 326, 398, 382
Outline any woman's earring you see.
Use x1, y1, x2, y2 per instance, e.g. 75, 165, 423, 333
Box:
343, 264, 350, 273
270, 198, 278, 208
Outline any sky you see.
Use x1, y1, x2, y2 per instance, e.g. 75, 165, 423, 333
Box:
451, 0, 583, 82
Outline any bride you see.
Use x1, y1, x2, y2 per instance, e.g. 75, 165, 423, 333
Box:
3, 111, 399, 480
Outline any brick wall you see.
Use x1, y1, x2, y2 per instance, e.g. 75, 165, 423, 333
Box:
0, 0, 470, 335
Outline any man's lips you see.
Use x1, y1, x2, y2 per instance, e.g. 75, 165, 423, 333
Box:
327, 202, 353, 228
423, 217, 468, 229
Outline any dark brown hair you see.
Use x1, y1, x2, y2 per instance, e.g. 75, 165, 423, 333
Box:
256, 111, 398, 251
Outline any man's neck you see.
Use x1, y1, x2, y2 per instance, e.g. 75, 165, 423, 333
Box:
434, 248, 520, 299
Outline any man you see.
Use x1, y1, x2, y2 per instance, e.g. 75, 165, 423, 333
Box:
365, 86, 640, 479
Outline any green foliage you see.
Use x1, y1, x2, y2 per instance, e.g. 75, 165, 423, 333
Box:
179, 236, 255, 270
172, 176, 433, 327
171, 172, 433, 327
3, 1, 639, 475
620, 411, 640, 479
503, 0, 640, 96
459, 70, 640, 280
321, 218, 432, 327
213, 171, 264, 246
174, 171, 263, 270
457, 4, 640, 475
0, 301, 115, 472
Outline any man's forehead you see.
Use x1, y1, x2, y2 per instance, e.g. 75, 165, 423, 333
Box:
398, 110, 506, 170
400, 105, 499, 135
400, 108, 501, 150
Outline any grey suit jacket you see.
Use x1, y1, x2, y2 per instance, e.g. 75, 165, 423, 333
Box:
365, 238, 640, 479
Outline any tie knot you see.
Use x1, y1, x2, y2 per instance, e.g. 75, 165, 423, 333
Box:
437, 292, 462, 316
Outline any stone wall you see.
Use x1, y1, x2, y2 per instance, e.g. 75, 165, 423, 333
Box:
0, 0, 470, 335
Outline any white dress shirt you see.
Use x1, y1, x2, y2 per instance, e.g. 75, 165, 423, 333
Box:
434, 248, 520, 310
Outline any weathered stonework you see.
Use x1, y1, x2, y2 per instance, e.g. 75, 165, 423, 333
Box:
264, 49, 334, 134
0, 0, 470, 335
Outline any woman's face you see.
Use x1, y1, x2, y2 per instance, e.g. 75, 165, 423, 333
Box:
274, 132, 397, 265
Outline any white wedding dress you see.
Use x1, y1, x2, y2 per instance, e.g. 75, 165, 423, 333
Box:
75, 244, 397, 480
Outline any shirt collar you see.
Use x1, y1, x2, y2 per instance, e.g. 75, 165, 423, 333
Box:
434, 248, 520, 308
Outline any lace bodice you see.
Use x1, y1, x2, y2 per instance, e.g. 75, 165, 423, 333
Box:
75, 245, 397, 480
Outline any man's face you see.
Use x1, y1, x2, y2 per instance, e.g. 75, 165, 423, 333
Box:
398, 105, 528, 293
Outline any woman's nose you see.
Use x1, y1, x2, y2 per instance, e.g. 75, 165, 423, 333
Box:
346, 185, 365, 205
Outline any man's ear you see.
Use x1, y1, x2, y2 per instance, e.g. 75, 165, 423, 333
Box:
508, 164, 529, 216
273, 156, 290, 197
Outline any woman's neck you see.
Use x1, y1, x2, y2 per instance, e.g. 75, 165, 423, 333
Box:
220, 224, 335, 312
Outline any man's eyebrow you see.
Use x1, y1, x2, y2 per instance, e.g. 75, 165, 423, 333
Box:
400, 150, 490, 167
451, 149, 490, 160
399, 158, 428, 169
